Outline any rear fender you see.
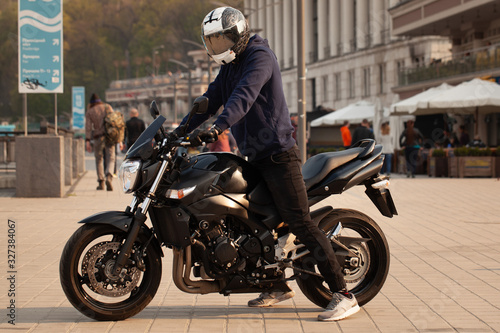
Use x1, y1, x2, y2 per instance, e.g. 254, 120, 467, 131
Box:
310, 206, 333, 226
364, 186, 398, 218
78, 211, 163, 256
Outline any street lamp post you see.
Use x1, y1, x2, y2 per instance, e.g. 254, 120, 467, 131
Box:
168, 59, 193, 123
297, 0, 307, 163
172, 77, 177, 124
183, 39, 212, 83
152, 45, 164, 76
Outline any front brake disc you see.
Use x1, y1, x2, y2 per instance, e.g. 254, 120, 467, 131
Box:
81, 241, 141, 297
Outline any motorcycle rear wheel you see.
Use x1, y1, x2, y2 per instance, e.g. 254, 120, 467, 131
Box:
295, 209, 390, 308
60, 224, 162, 321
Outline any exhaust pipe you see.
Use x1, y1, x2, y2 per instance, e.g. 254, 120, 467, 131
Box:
172, 246, 220, 294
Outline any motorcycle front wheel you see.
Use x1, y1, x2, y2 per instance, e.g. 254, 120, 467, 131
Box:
295, 209, 390, 308
60, 223, 162, 321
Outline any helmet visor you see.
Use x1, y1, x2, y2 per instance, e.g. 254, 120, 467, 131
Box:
202, 26, 240, 56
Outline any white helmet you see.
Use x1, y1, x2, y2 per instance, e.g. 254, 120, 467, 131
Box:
201, 7, 250, 65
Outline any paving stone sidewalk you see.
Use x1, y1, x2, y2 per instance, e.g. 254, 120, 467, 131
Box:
0, 154, 499, 332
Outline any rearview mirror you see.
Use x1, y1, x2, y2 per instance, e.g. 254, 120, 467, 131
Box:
182, 96, 209, 136
193, 96, 209, 114
149, 100, 160, 119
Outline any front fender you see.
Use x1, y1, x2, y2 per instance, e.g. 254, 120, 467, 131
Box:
78, 211, 163, 257
78, 211, 134, 231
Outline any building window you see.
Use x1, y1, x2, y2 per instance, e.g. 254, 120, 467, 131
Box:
363, 67, 370, 97
348, 70, 355, 99
335, 73, 341, 101
312, 78, 317, 110
396, 60, 405, 86
286, 82, 293, 106
322, 75, 329, 104
379, 64, 385, 94
307, 78, 317, 111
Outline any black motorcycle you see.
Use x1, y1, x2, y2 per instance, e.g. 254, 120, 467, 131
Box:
60, 97, 397, 321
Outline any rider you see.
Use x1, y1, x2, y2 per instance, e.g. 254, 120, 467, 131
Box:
172, 6, 359, 321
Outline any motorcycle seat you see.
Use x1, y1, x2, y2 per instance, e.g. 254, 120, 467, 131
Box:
302, 148, 364, 190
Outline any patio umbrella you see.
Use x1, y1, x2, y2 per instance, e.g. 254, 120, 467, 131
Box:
310, 100, 376, 127
426, 78, 500, 112
426, 78, 500, 134
390, 83, 452, 116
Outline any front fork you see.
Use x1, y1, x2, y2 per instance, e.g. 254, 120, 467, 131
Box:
112, 156, 170, 275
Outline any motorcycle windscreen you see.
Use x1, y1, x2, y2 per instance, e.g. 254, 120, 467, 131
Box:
125, 115, 166, 160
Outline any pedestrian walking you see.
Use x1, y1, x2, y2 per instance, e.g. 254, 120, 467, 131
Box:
351, 119, 374, 145
379, 122, 394, 175
399, 119, 423, 178
85, 93, 123, 190
125, 108, 146, 149
340, 120, 352, 148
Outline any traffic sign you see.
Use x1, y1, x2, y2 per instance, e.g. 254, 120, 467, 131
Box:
18, 0, 63, 93
72, 87, 85, 130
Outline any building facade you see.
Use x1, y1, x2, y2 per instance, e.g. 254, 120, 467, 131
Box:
389, 0, 500, 146
106, 0, 451, 132
106, 1, 500, 147
244, 0, 451, 117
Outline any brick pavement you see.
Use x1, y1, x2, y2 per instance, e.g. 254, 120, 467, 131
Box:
0, 154, 499, 332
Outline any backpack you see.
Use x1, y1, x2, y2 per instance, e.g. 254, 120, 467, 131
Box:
103, 104, 125, 145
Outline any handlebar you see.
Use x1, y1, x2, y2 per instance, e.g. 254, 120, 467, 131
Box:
179, 140, 206, 147
167, 136, 207, 148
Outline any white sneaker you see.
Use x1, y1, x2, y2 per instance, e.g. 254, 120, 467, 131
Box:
317, 292, 360, 321
247, 290, 295, 307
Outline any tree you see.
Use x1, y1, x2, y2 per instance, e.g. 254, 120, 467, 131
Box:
0, 2, 21, 120
0, 0, 241, 126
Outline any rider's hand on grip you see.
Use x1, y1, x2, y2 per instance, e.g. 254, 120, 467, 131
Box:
167, 125, 186, 142
188, 126, 219, 146
187, 129, 204, 146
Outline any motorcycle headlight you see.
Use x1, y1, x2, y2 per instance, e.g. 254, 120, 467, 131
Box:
119, 159, 141, 193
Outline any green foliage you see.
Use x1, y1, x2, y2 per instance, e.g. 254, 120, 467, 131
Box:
0, 2, 20, 119
454, 147, 493, 156
431, 149, 446, 157
0, 0, 226, 126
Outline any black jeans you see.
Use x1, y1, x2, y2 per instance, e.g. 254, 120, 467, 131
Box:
251, 145, 346, 292
404, 146, 419, 175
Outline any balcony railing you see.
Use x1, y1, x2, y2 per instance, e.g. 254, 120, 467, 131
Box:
398, 44, 500, 86
308, 51, 318, 63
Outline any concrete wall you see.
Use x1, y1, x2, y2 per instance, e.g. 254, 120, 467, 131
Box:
72, 138, 85, 178
64, 137, 73, 186
15, 136, 64, 197
0, 139, 15, 163
8, 141, 15, 162
5, 135, 85, 192
0, 141, 5, 164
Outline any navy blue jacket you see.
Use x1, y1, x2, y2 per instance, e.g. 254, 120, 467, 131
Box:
184, 35, 295, 161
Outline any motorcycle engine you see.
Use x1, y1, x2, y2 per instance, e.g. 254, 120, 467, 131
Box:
198, 220, 240, 271
212, 236, 238, 267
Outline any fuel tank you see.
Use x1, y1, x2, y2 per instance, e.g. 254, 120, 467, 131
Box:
168, 152, 262, 200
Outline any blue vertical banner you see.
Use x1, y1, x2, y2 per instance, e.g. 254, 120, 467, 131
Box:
72, 86, 85, 130
18, 0, 63, 93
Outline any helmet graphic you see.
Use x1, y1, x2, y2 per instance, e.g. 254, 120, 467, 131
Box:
201, 7, 250, 65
